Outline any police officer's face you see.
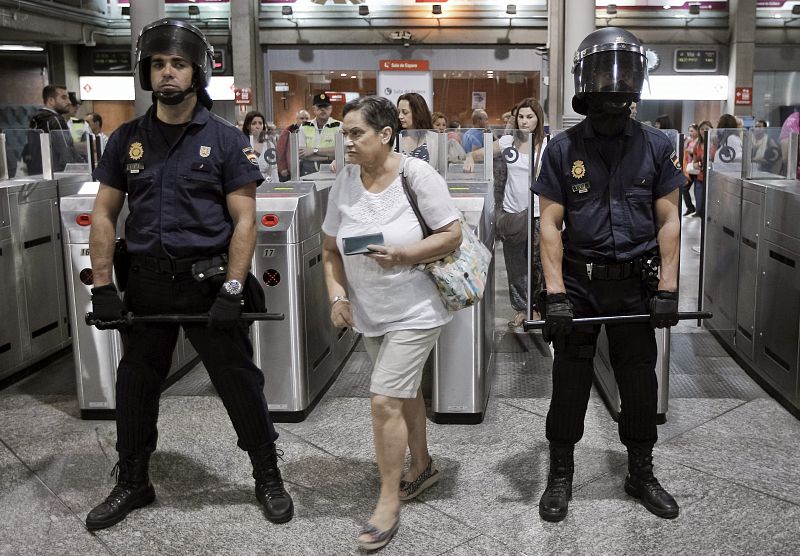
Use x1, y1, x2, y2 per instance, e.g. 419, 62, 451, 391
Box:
516, 107, 538, 133
314, 104, 332, 121
342, 109, 391, 164
150, 54, 194, 93
398, 100, 413, 130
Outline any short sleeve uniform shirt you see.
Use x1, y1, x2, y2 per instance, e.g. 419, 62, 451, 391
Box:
532, 118, 683, 262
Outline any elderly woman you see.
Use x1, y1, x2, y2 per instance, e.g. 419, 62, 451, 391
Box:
322, 96, 461, 551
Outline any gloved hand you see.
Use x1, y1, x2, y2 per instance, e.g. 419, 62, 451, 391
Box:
543, 293, 573, 341
649, 290, 679, 328
208, 291, 243, 330
90, 284, 128, 330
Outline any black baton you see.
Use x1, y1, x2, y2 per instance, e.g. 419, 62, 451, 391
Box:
85, 312, 285, 326
522, 311, 712, 331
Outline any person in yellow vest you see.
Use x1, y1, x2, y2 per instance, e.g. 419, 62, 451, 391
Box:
298, 93, 340, 176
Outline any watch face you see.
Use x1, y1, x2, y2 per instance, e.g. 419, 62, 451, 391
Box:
224, 280, 243, 295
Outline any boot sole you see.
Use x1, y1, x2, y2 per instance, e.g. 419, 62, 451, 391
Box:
624, 482, 679, 519
85, 487, 156, 531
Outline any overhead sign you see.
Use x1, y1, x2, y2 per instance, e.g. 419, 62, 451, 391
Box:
234, 87, 252, 105
91, 51, 131, 74
379, 59, 430, 71
323, 92, 346, 103
79, 75, 235, 101
735, 86, 753, 106
640, 75, 728, 101
674, 49, 718, 72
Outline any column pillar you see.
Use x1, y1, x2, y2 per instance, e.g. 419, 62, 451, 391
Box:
231, 0, 261, 117
547, 0, 595, 130
726, 0, 756, 116
130, 0, 165, 117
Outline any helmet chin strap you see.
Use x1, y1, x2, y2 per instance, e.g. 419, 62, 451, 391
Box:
153, 87, 196, 106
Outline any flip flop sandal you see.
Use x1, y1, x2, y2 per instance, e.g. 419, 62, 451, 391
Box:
357, 516, 400, 551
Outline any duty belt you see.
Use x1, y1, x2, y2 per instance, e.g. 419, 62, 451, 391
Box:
563, 257, 642, 281
131, 253, 227, 274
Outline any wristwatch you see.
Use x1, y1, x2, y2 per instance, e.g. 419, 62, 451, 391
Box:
313, 147, 319, 155
222, 279, 243, 296
330, 295, 350, 307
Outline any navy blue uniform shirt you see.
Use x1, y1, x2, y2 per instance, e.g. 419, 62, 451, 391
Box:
93, 104, 264, 259
532, 118, 683, 262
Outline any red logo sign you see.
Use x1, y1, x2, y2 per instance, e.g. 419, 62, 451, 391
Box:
234, 87, 252, 105
323, 92, 346, 103
379, 59, 430, 71
735, 86, 753, 106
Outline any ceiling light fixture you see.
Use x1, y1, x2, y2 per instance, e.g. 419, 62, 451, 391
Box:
0, 44, 45, 52
432, 4, 442, 15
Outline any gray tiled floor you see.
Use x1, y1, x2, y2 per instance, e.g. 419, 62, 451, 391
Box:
2, 215, 799, 555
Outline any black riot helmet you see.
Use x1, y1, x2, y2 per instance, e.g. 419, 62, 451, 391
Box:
135, 19, 214, 105
572, 27, 647, 113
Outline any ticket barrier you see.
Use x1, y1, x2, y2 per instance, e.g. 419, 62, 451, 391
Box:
60, 184, 198, 419
0, 176, 79, 382
431, 180, 496, 424
252, 181, 358, 422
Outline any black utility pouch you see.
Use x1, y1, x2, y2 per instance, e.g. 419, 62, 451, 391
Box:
113, 238, 130, 292
191, 255, 228, 283
640, 252, 661, 293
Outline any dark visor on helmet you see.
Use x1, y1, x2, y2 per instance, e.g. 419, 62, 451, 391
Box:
573, 50, 646, 95
138, 24, 209, 68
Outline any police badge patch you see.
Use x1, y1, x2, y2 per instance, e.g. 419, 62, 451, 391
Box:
199, 146, 212, 158
242, 147, 259, 166
571, 160, 586, 179
129, 142, 144, 161
670, 150, 681, 170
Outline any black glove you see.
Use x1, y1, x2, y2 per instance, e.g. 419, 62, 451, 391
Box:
543, 293, 573, 341
208, 291, 243, 330
650, 290, 679, 328
90, 284, 128, 330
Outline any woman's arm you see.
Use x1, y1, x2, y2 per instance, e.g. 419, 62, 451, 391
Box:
322, 234, 354, 327
367, 219, 462, 268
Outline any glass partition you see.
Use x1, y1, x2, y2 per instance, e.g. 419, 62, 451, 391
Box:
1, 128, 43, 179
292, 128, 341, 182
743, 127, 787, 180
48, 129, 89, 174
708, 128, 744, 175
250, 133, 280, 183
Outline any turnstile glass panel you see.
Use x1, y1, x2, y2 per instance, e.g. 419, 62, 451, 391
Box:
1, 129, 44, 179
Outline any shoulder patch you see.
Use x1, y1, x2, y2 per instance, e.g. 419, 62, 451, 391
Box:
242, 147, 259, 166
302, 121, 314, 127
670, 150, 681, 170
325, 121, 341, 128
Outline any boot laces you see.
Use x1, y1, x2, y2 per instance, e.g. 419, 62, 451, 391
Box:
547, 474, 570, 496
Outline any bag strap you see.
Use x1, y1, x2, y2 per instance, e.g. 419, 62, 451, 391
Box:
399, 155, 433, 238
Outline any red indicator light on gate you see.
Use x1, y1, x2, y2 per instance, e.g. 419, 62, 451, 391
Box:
76, 214, 92, 226
79, 268, 94, 286
263, 269, 281, 286
261, 214, 279, 227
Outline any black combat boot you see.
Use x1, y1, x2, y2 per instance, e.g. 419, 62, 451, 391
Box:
249, 444, 294, 524
624, 447, 679, 519
538, 444, 574, 522
85, 453, 156, 531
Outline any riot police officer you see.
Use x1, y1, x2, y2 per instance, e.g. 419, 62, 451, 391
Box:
85, 19, 293, 530
532, 27, 683, 521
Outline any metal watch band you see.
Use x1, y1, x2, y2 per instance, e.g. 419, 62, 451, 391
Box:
330, 295, 350, 306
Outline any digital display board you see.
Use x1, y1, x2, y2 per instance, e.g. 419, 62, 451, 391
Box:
674, 49, 718, 72
91, 51, 132, 74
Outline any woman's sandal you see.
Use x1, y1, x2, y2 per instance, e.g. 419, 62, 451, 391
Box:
399, 458, 440, 501
357, 515, 400, 551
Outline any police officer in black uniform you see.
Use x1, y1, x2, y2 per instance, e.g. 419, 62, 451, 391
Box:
85, 19, 293, 530
533, 27, 683, 522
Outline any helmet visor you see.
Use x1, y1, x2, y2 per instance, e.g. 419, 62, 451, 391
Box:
573, 49, 646, 95
138, 22, 209, 69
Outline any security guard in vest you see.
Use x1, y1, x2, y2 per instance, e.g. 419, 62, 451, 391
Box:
85, 19, 293, 530
533, 27, 683, 522
298, 93, 340, 176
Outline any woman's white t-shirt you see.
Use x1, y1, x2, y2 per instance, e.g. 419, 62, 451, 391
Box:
499, 135, 540, 217
322, 157, 459, 336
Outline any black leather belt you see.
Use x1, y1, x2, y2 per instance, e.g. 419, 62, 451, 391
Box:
563, 257, 642, 281
131, 253, 226, 274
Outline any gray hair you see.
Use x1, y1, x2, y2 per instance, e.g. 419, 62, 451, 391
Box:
342, 96, 399, 144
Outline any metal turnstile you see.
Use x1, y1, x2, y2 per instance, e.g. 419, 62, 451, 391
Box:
431, 181, 496, 423
60, 184, 198, 419
0, 177, 72, 382
593, 328, 671, 423
252, 181, 357, 422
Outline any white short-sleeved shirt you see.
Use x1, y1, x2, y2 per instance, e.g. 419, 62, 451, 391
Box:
499, 135, 540, 217
322, 156, 459, 336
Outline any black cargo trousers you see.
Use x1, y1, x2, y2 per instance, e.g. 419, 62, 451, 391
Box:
545, 267, 659, 450
114, 261, 277, 456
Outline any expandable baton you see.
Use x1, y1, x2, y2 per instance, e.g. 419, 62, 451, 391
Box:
85, 312, 285, 327
522, 311, 712, 332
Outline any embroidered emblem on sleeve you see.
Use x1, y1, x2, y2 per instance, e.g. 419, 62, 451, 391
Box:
242, 147, 259, 166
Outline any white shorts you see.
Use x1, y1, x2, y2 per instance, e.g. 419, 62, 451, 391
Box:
363, 327, 442, 399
